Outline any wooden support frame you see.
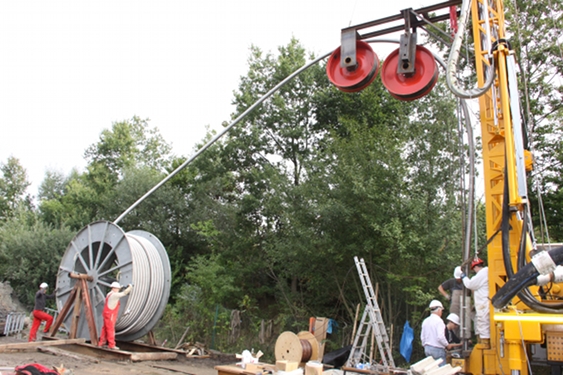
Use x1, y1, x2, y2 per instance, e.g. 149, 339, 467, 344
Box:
49, 273, 98, 345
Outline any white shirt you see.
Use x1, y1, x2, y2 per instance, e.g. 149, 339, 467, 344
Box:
420, 312, 448, 348
105, 285, 132, 310
462, 266, 489, 308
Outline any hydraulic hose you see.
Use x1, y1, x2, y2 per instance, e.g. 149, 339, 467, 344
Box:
446, 0, 495, 99
494, 166, 563, 312
494, 163, 563, 312
492, 245, 563, 309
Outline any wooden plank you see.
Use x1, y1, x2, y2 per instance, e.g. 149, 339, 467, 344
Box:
0, 338, 86, 352
49, 286, 78, 337
70, 283, 83, 338
214, 365, 259, 375
174, 326, 190, 349
148, 330, 157, 346
130, 351, 178, 362
37, 346, 100, 363
81, 278, 98, 345
313, 317, 329, 359
116, 340, 186, 354
55, 343, 132, 361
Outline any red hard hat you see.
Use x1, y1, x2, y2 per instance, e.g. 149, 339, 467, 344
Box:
471, 257, 484, 269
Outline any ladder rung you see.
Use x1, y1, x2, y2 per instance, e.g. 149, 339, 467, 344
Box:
348, 257, 395, 369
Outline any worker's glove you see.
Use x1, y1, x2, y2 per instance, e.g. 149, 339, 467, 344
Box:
460, 272, 466, 279
445, 294, 451, 301
129, 283, 134, 288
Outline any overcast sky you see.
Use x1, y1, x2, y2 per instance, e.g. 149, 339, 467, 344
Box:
1, 0, 435, 197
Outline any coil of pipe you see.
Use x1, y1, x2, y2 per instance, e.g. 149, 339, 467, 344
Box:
55, 220, 171, 342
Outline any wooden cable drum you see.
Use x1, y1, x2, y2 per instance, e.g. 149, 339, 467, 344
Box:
275, 331, 320, 363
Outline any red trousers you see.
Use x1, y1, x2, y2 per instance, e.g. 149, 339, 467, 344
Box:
98, 307, 119, 348
29, 310, 53, 342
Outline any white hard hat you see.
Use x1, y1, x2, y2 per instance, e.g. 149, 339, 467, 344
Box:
447, 313, 460, 325
454, 266, 462, 279
429, 299, 444, 309
40, 282, 48, 289
110, 281, 121, 289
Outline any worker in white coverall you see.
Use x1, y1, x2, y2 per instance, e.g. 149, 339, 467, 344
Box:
98, 281, 133, 350
460, 258, 489, 341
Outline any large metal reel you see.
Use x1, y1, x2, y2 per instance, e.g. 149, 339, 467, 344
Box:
55, 220, 171, 342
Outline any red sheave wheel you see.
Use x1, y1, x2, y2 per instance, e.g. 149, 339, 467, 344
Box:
381, 45, 439, 101
326, 40, 379, 93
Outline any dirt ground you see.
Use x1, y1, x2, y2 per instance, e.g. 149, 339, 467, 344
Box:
0, 282, 237, 375
0, 334, 235, 375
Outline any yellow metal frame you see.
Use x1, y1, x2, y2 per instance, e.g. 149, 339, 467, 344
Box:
467, 0, 541, 373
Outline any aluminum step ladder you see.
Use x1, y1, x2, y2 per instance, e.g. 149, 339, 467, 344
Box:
347, 256, 395, 369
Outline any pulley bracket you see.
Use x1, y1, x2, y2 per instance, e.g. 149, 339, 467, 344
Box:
340, 29, 360, 70
336, 0, 461, 71
397, 9, 418, 75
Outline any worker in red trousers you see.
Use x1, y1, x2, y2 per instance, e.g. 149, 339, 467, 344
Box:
29, 282, 56, 342
98, 281, 133, 350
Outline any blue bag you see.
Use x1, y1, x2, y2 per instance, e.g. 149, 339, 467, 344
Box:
399, 320, 414, 363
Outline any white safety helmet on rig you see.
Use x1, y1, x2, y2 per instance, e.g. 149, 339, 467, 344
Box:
39, 282, 48, 289
110, 281, 121, 289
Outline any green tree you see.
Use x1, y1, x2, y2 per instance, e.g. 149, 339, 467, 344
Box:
178, 37, 465, 344
308, 75, 465, 337
0, 211, 74, 307
214, 38, 333, 315
38, 117, 173, 229
84, 116, 172, 183
506, 0, 563, 240
38, 169, 67, 201
0, 156, 33, 220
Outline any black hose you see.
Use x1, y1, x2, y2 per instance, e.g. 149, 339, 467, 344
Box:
492, 245, 563, 309
501, 175, 514, 277
494, 162, 563, 311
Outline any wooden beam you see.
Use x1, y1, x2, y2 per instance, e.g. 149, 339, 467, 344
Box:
49, 285, 78, 337
70, 272, 93, 281
130, 352, 178, 362
174, 326, 190, 349
147, 330, 157, 346
53, 343, 132, 361
37, 346, 100, 363
0, 338, 86, 352
81, 278, 98, 345
70, 283, 83, 338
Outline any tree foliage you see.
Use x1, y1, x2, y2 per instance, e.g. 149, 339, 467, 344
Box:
0, 211, 74, 306
506, 0, 563, 240
0, 156, 33, 220
38, 117, 173, 230
171, 39, 466, 349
